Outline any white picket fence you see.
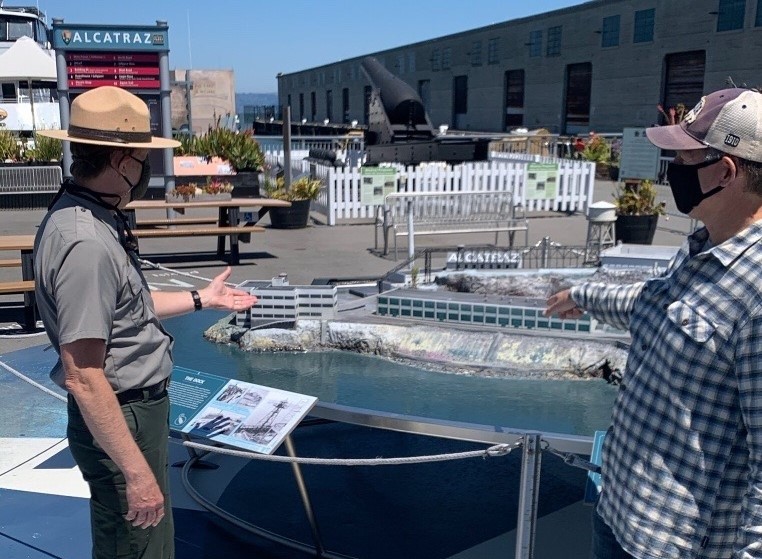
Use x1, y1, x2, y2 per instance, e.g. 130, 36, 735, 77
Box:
262, 150, 596, 226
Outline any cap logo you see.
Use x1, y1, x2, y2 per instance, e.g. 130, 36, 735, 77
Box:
724, 134, 741, 147
683, 96, 706, 124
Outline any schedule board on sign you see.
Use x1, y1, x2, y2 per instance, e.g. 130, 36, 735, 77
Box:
66, 52, 161, 90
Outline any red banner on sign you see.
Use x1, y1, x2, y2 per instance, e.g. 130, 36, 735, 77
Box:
69, 78, 161, 89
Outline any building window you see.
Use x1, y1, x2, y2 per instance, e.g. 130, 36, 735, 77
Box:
564, 62, 593, 134
310, 91, 316, 121
601, 15, 620, 47
408, 52, 416, 72
505, 69, 525, 111
633, 8, 655, 42
326, 90, 333, 122
528, 30, 542, 57
756, 0, 762, 26
487, 37, 499, 64
546, 26, 562, 56
431, 48, 441, 71
717, 0, 745, 31
397, 53, 405, 74
471, 40, 482, 66
442, 47, 452, 70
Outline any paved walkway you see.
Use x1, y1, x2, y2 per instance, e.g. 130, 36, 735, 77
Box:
0, 179, 687, 354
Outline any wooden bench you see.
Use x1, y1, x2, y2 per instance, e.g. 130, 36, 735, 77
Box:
0, 280, 37, 330
0, 258, 22, 268
0, 280, 35, 294
131, 225, 265, 265
136, 217, 219, 228
375, 191, 529, 259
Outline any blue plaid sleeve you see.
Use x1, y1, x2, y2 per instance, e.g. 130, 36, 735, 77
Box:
570, 281, 645, 332
733, 312, 762, 557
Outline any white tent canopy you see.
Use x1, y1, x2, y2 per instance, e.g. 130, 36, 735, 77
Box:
0, 36, 56, 81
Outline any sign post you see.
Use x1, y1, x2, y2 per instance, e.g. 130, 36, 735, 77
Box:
51, 20, 175, 196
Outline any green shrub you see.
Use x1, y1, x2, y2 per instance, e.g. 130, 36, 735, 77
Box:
26, 132, 62, 162
0, 130, 22, 162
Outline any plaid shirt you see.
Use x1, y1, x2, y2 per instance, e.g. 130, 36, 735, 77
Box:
571, 223, 762, 559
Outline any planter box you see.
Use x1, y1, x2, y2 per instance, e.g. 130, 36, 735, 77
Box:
615, 214, 659, 245
165, 193, 232, 203
269, 199, 311, 229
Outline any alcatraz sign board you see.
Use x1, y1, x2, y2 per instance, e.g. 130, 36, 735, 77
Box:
52, 25, 169, 52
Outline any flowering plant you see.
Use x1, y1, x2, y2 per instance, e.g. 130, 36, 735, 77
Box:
202, 177, 234, 195
171, 183, 198, 202
657, 103, 688, 125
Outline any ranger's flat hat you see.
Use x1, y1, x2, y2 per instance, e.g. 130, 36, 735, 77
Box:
38, 86, 180, 149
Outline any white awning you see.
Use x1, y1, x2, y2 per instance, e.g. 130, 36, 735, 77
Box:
0, 36, 56, 81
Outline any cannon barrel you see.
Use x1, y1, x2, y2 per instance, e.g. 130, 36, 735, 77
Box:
360, 56, 429, 127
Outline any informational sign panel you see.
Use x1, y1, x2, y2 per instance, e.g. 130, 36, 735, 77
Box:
360, 167, 397, 205
525, 163, 558, 200
168, 367, 318, 455
619, 128, 660, 181
66, 52, 160, 89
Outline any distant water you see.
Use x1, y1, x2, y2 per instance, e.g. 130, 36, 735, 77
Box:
166, 312, 617, 436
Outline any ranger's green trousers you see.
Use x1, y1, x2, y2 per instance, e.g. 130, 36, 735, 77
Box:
67, 393, 174, 559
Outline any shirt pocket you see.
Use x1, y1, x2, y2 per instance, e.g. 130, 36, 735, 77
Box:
667, 301, 715, 343
125, 260, 148, 327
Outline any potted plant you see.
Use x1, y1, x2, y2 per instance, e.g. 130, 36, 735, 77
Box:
580, 133, 612, 179
613, 179, 666, 244
175, 122, 265, 197
263, 175, 322, 229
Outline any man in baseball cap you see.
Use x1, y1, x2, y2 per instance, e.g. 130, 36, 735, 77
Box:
34, 86, 257, 558
546, 88, 762, 558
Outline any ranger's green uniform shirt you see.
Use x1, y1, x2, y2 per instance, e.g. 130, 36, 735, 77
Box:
34, 191, 173, 392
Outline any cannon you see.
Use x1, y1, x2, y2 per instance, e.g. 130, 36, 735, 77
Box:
361, 56, 492, 165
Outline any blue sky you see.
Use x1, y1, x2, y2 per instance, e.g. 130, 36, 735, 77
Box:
37, 0, 586, 92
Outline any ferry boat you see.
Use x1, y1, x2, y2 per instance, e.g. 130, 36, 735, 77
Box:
0, 2, 59, 133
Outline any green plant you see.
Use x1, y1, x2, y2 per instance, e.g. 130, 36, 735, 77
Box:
188, 122, 264, 172
0, 130, 22, 162
25, 132, 62, 162
581, 134, 611, 164
410, 265, 419, 288
613, 180, 666, 216
264, 176, 323, 201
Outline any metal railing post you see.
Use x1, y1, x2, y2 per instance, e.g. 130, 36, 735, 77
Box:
284, 435, 326, 557
541, 237, 550, 268
515, 433, 542, 559
407, 199, 415, 261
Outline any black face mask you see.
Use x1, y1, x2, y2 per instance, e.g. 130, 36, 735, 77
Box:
123, 154, 151, 201
666, 158, 725, 215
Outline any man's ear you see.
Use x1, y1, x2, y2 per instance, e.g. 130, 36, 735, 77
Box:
720, 156, 739, 187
